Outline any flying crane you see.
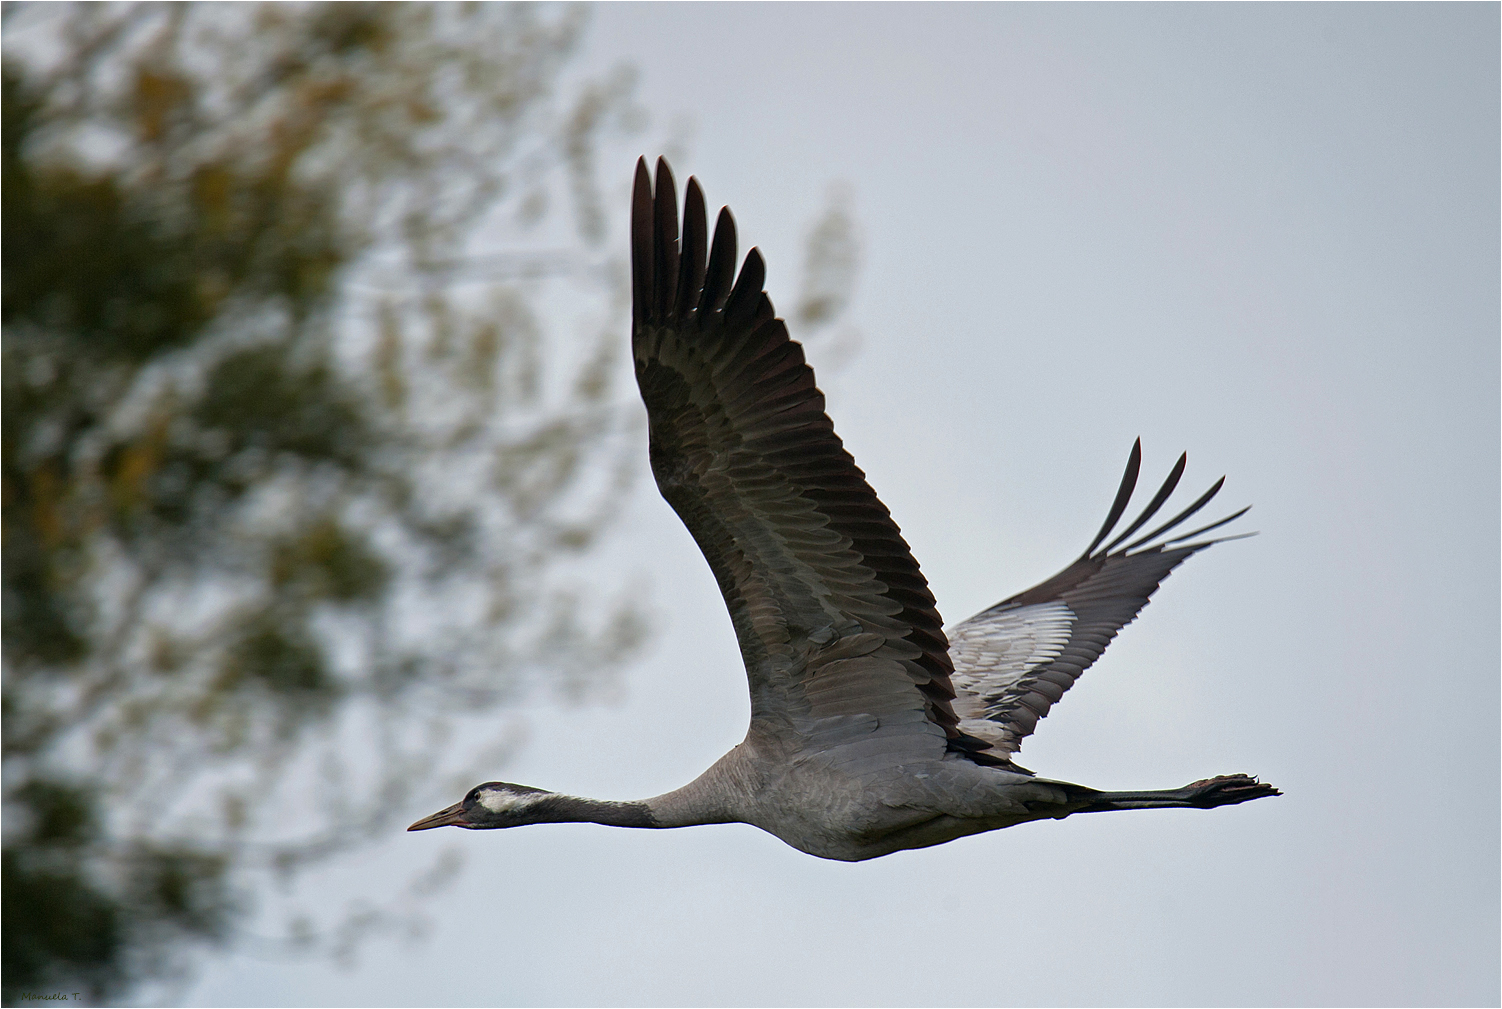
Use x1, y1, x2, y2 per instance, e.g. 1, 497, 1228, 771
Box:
408, 159, 1278, 860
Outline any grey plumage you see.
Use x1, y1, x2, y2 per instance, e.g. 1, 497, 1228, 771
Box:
407, 158, 1279, 861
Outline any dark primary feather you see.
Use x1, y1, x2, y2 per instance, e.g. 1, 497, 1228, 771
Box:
1102, 451, 1185, 553
949, 440, 1251, 760
630, 157, 977, 760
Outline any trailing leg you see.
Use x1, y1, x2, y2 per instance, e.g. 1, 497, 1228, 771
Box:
1068, 773, 1280, 814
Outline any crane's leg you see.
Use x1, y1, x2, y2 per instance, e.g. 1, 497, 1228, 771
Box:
1068, 773, 1279, 813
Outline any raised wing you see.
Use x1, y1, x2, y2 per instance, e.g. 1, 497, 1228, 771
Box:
949, 440, 1249, 763
632, 157, 973, 766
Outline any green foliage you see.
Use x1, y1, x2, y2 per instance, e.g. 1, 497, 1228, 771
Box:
4, 77, 223, 363
223, 616, 335, 701
3, 846, 125, 1003
2, 779, 234, 1002
270, 517, 389, 604
196, 348, 369, 467
2, 3, 646, 1002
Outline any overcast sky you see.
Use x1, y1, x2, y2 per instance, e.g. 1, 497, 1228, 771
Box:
190, 5, 1498, 1006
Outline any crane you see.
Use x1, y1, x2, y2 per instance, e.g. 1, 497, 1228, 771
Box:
408, 158, 1278, 861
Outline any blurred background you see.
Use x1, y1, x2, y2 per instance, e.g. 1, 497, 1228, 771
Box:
3, 3, 1496, 1007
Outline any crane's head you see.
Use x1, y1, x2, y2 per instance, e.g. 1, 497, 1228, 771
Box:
407, 781, 555, 831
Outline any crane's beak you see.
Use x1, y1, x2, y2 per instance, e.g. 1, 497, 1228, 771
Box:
407, 801, 470, 831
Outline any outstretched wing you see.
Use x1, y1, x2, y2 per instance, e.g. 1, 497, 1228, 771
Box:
948, 440, 1250, 762
632, 158, 974, 766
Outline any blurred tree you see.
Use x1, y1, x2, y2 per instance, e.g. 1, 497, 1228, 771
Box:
795, 181, 864, 374
2, 2, 651, 1001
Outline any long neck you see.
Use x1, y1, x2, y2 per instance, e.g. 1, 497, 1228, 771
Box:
533, 791, 732, 829
534, 794, 659, 828
533, 747, 754, 830
536, 771, 743, 830
638, 749, 753, 828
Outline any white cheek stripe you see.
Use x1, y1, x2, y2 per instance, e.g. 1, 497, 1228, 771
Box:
478, 790, 544, 813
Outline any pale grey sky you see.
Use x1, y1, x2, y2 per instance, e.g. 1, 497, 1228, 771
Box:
190, 5, 1498, 1006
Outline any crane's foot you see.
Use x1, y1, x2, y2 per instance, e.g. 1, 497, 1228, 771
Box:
1181, 773, 1281, 808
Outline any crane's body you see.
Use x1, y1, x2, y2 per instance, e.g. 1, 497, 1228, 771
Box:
408, 159, 1278, 859
644, 729, 1055, 862
668, 738, 1118, 861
